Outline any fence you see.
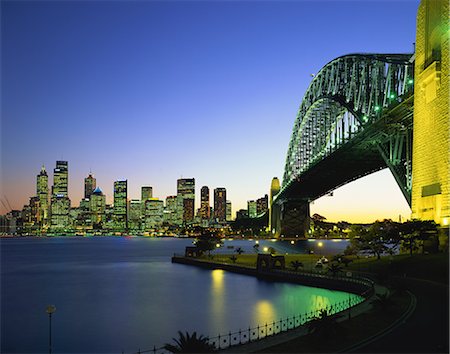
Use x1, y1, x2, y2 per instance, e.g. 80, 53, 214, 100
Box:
128, 294, 365, 354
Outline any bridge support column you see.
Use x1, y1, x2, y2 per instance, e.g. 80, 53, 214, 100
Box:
274, 199, 310, 238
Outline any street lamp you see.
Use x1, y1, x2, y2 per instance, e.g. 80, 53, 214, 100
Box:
46, 305, 56, 354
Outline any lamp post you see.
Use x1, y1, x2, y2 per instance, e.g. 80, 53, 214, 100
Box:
46, 305, 56, 354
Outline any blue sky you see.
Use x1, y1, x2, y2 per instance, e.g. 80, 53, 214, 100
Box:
1, 0, 418, 221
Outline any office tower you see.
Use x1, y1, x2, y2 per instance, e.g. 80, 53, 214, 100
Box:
177, 178, 195, 224
269, 177, 281, 232
36, 165, 49, 226
27, 196, 40, 233
226, 200, 232, 222
128, 199, 142, 232
50, 161, 70, 231
52, 161, 68, 196
78, 198, 91, 228
113, 180, 128, 232
165, 196, 177, 225
248, 200, 257, 218
90, 187, 106, 227
141, 186, 153, 202
144, 199, 164, 230
200, 186, 210, 220
214, 188, 226, 222
84, 173, 96, 199
257, 194, 269, 215
50, 195, 71, 231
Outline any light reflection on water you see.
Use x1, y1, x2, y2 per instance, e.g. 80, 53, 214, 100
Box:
1, 237, 358, 353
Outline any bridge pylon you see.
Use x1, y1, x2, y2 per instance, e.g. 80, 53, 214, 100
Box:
273, 198, 310, 238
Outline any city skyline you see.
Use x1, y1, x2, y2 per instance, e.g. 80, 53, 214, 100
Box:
1, 0, 418, 222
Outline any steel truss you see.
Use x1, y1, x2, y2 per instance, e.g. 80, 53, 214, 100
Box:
282, 53, 414, 204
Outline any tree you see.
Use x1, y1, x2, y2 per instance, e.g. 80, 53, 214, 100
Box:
235, 247, 244, 255
399, 220, 438, 256
267, 246, 276, 255
164, 331, 216, 353
290, 260, 303, 271
347, 220, 401, 259
229, 255, 238, 263
195, 235, 223, 256
327, 262, 343, 277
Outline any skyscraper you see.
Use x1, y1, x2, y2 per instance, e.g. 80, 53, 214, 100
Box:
256, 194, 269, 215
50, 161, 70, 231
177, 178, 195, 224
113, 180, 127, 232
141, 186, 153, 202
144, 199, 164, 230
226, 200, 232, 222
128, 199, 142, 232
36, 165, 49, 227
214, 187, 226, 222
84, 173, 96, 199
165, 196, 177, 225
90, 187, 106, 228
52, 161, 68, 196
200, 186, 210, 220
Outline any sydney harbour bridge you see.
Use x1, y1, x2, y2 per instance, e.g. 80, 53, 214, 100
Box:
269, 0, 449, 238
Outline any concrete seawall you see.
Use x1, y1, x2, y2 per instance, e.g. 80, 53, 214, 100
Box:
171, 255, 374, 297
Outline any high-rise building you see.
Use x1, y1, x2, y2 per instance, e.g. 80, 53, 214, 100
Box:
200, 186, 210, 220
214, 188, 226, 222
50, 161, 70, 232
165, 196, 177, 225
113, 180, 128, 232
36, 165, 49, 227
50, 195, 70, 231
52, 161, 68, 196
128, 199, 142, 232
141, 186, 153, 202
84, 173, 96, 199
144, 199, 164, 230
226, 200, 232, 222
90, 187, 106, 227
257, 194, 269, 215
248, 200, 257, 218
177, 178, 195, 224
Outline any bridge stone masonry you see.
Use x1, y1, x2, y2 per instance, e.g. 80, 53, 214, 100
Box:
270, 0, 449, 238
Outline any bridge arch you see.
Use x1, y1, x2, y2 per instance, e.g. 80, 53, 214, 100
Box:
272, 53, 415, 237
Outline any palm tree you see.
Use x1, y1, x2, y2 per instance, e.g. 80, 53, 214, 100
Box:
164, 331, 216, 353
327, 262, 343, 277
290, 260, 304, 271
229, 255, 238, 263
235, 247, 244, 255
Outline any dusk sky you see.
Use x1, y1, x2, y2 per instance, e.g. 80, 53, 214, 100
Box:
1, 0, 418, 222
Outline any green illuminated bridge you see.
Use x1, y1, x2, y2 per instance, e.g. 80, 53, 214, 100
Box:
271, 53, 415, 237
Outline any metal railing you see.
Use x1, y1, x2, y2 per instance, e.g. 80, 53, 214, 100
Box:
128, 294, 365, 354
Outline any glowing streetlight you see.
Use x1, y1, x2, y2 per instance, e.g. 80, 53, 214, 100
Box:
46, 305, 56, 354
263, 247, 269, 252
318, 242, 323, 247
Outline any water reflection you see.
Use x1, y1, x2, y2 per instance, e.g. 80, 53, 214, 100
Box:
253, 300, 276, 325
210, 269, 225, 329
309, 295, 332, 312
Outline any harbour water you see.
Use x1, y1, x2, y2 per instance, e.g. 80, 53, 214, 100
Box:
1, 237, 353, 353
